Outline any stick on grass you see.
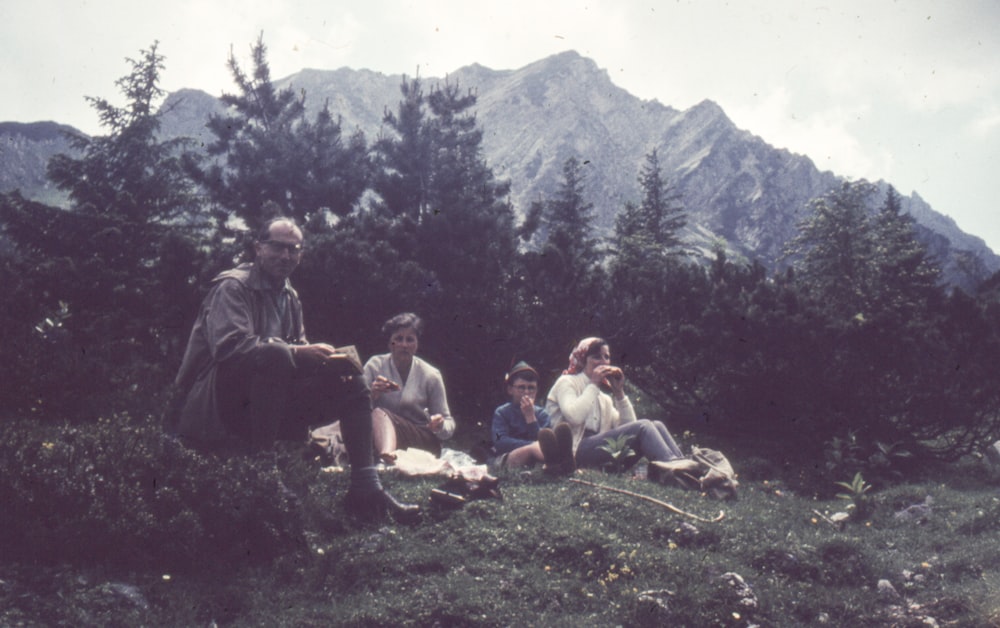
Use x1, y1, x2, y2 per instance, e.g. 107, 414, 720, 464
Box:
569, 478, 725, 523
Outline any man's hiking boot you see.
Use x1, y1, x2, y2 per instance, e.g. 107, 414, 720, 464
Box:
344, 488, 421, 524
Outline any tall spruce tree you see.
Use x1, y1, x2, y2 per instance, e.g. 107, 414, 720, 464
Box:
421, 81, 516, 291
47, 43, 201, 227
609, 150, 687, 376
372, 76, 431, 224
786, 180, 878, 321
0, 43, 204, 418
622, 149, 686, 256
870, 185, 942, 321
368, 76, 520, 420
518, 156, 606, 360
200, 33, 370, 232
537, 156, 601, 279
371, 76, 517, 294
788, 181, 943, 325
610, 148, 688, 315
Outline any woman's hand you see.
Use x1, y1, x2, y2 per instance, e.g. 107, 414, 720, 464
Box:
370, 375, 400, 401
428, 414, 445, 432
593, 365, 626, 398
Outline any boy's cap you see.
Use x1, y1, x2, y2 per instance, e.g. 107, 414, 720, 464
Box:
505, 360, 538, 382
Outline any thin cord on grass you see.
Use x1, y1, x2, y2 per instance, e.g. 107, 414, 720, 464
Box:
569, 478, 725, 523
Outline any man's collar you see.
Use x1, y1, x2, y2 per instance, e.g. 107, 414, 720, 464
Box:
247, 263, 290, 292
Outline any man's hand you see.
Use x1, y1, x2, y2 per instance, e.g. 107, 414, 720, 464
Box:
293, 343, 338, 369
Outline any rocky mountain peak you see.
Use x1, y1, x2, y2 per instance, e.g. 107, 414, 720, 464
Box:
680, 99, 729, 129
2, 51, 996, 290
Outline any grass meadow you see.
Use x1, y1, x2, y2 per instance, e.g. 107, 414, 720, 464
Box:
2, 411, 1000, 627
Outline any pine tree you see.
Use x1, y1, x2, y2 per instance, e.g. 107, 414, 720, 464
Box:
371, 76, 517, 293
786, 180, 878, 321
366, 75, 521, 419
538, 156, 601, 278
517, 156, 606, 359
420, 80, 516, 290
47, 42, 201, 230
200, 33, 370, 232
637, 149, 686, 252
1, 43, 205, 418
610, 149, 688, 305
870, 185, 942, 321
372, 75, 431, 223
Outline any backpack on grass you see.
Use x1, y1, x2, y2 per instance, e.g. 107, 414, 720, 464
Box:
650, 447, 739, 500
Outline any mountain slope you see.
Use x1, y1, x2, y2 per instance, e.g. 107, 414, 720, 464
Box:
0, 122, 77, 206
3, 51, 996, 289
271, 51, 997, 287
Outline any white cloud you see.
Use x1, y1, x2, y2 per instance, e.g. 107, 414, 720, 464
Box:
970, 107, 1000, 136
728, 86, 893, 180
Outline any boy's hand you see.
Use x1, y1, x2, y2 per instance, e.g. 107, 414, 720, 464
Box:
520, 394, 537, 423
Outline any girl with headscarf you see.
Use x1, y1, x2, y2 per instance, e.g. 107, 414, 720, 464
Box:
544, 337, 684, 474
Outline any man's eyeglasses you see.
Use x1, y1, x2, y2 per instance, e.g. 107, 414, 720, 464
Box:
513, 385, 537, 392
262, 240, 304, 255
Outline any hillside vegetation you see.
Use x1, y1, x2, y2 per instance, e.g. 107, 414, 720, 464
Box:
2, 413, 1000, 626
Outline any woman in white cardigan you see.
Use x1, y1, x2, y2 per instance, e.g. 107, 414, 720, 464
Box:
544, 337, 683, 472
364, 313, 455, 461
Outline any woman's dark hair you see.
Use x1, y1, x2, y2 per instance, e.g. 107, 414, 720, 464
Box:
382, 312, 424, 338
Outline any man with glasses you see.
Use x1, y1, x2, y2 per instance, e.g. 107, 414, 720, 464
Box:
172, 216, 419, 522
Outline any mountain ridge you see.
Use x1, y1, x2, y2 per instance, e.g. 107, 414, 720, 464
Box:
2, 50, 995, 289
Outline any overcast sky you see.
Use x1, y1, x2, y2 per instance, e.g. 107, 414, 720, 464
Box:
3, 0, 998, 251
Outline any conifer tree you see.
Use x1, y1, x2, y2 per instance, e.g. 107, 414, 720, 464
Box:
637, 149, 686, 252
613, 150, 686, 261
1, 43, 204, 417
368, 75, 520, 419
786, 180, 877, 321
610, 149, 688, 303
870, 185, 942, 321
517, 156, 606, 360
537, 156, 601, 278
200, 33, 370, 232
371, 76, 517, 294
372, 76, 431, 223
421, 81, 516, 291
47, 43, 200, 228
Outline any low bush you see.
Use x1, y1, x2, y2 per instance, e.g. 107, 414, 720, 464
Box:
0, 415, 304, 571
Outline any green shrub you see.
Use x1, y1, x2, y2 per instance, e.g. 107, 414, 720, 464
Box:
815, 538, 875, 586
0, 415, 304, 571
